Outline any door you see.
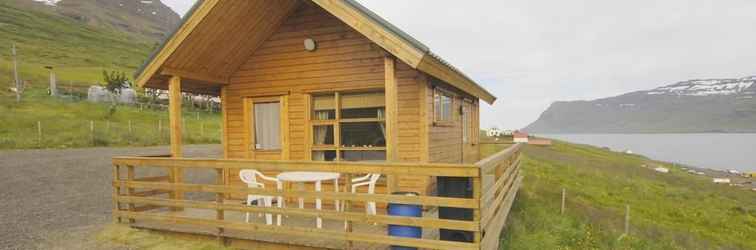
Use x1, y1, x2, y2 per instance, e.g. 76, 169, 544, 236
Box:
244, 95, 289, 161
461, 100, 477, 163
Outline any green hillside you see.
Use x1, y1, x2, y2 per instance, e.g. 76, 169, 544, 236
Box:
499, 142, 756, 250
0, 1, 220, 150
0, 0, 153, 87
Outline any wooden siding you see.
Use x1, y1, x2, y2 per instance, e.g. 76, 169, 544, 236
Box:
222, 3, 429, 194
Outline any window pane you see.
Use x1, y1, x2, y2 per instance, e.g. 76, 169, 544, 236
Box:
254, 102, 280, 150
312, 150, 337, 161
341, 92, 385, 119
341, 151, 386, 162
340, 122, 386, 147
434, 90, 454, 122
443, 95, 452, 120
313, 125, 334, 145
313, 94, 336, 120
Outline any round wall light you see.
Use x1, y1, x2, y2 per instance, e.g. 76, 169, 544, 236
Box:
304, 38, 317, 52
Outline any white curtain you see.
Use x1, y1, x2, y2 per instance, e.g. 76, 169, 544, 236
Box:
377, 108, 386, 139
254, 102, 280, 150
312, 111, 330, 160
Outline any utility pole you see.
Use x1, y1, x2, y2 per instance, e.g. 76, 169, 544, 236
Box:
12, 43, 21, 102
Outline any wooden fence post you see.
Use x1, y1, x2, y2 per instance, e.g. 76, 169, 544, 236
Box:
37, 121, 42, 146
106, 120, 111, 134
201, 123, 205, 137
625, 205, 630, 235
90, 120, 95, 146
158, 119, 163, 138
561, 188, 566, 215
128, 120, 133, 135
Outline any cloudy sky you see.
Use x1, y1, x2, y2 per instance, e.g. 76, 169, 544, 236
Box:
163, 0, 756, 129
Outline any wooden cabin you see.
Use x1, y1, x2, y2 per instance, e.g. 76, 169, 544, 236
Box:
136, 0, 494, 196
113, 1, 522, 249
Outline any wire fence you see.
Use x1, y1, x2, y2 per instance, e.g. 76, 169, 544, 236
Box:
0, 118, 222, 149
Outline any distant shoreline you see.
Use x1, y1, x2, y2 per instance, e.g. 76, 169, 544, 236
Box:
538, 137, 756, 189
535, 134, 755, 172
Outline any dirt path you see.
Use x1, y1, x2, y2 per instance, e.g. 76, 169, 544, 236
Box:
0, 145, 221, 250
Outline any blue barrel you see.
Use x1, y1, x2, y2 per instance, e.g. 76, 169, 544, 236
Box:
387, 192, 422, 250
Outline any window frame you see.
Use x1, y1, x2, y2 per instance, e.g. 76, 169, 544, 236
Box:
433, 87, 456, 126
245, 96, 285, 153
307, 90, 387, 161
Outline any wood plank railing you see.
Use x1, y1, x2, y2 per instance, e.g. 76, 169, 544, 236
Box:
478, 143, 523, 250
111, 145, 523, 250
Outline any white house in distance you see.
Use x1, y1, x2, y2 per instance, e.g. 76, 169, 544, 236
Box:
486, 128, 503, 137
513, 131, 529, 143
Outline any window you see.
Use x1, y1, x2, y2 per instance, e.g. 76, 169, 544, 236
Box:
253, 102, 281, 150
434, 88, 454, 123
310, 91, 386, 161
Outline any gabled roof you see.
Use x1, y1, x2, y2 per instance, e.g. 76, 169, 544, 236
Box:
135, 0, 497, 104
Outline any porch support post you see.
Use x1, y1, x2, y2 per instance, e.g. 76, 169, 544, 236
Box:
384, 56, 399, 193
168, 76, 184, 207
169, 75, 183, 157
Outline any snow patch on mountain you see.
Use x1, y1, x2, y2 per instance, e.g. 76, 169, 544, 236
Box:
31, 0, 61, 7
646, 76, 755, 96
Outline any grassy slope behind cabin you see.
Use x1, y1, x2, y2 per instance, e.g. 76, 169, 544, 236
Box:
497, 141, 756, 250
0, 1, 221, 149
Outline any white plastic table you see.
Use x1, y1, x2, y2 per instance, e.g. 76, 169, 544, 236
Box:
277, 171, 341, 228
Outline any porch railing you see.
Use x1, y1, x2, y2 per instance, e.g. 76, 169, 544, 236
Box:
111, 144, 522, 250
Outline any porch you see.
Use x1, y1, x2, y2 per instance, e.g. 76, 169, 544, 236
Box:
111, 144, 522, 250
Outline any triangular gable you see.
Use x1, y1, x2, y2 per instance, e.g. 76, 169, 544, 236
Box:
135, 0, 496, 104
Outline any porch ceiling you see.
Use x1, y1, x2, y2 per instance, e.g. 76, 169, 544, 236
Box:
140, 0, 300, 95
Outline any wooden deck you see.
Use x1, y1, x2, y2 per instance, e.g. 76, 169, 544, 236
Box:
111, 144, 523, 250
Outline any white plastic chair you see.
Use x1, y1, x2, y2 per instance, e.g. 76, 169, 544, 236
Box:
239, 170, 283, 225
348, 173, 381, 215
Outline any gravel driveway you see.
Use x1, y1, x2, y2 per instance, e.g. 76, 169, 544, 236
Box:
0, 145, 221, 250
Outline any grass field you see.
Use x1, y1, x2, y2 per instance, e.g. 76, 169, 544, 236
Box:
498, 141, 756, 250
0, 90, 221, 149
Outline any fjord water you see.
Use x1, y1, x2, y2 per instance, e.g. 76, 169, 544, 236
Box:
538, 134, 756, 172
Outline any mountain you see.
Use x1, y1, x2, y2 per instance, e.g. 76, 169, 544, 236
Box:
525, 76, 756, 133
12, 0, 180, 41
0, 0, 180, 86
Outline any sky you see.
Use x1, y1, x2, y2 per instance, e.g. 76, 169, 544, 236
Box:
163, 0, 756, 129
